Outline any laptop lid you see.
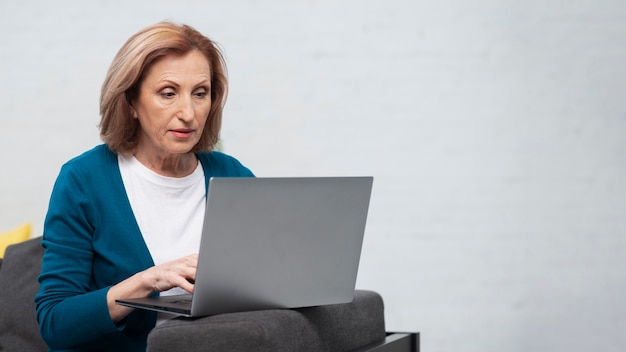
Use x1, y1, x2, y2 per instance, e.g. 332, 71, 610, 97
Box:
118, 176, 373, 317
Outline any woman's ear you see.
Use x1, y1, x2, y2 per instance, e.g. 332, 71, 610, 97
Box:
126, 91, 137, 118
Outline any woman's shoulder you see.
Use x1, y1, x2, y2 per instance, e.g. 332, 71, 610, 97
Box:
197, 150, 254, 177
59, 144, 118, 179
63, 144, 116, 167
50, 145, 121, 198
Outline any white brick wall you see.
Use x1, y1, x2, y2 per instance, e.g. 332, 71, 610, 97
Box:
2, 1, 626, 351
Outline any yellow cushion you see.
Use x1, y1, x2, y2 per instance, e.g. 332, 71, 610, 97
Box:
0, 223, 32, 258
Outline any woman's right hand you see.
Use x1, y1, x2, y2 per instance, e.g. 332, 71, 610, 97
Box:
105, 253, 199, 323
141, 253, 199, 293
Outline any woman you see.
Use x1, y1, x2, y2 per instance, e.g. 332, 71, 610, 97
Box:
35, 22, 254, 351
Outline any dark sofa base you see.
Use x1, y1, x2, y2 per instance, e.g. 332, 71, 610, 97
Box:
352, 332, 419, 352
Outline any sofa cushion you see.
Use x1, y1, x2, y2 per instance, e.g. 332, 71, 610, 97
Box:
147, 290, 386, 352
297, 290, 387, 351
0, 237, 48, 351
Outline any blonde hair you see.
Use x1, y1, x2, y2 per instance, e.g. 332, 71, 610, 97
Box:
99, 22, 228, 153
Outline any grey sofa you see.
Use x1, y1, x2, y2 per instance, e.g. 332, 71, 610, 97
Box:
0, 237, 418, 351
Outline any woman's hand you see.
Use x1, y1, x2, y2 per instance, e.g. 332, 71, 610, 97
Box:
142, 253, 199, 293
106, 253, 199, 323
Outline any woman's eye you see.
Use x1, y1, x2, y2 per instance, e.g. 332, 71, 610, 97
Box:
160, 91, 175, 98
194, 90, 208, 98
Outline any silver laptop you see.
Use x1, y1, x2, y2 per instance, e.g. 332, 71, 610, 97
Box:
116, 176, 373, 317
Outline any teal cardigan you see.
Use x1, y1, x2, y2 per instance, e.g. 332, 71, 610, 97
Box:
35, 144, 254, 351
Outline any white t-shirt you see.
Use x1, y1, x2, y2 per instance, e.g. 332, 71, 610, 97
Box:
118, 153, 205, 298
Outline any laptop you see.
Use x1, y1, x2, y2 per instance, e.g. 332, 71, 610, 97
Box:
116, 176, 373, 317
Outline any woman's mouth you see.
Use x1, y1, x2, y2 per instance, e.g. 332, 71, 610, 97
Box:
170, 129, 194, 139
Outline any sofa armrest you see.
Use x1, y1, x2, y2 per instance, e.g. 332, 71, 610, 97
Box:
147, 290, 387, 352
0, 237, 47, 352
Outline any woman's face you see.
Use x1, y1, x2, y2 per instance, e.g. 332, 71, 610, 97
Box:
131, 50, 212, 159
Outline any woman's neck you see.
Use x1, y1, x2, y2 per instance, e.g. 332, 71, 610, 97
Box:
132, 151, 198, 178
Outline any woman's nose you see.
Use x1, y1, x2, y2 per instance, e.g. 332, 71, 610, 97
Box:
177, 96, 195, 121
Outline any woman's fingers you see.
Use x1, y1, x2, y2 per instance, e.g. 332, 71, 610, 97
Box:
150, 253, 198, 292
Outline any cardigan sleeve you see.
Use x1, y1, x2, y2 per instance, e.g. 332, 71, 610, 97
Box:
35, 162, 127, 349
